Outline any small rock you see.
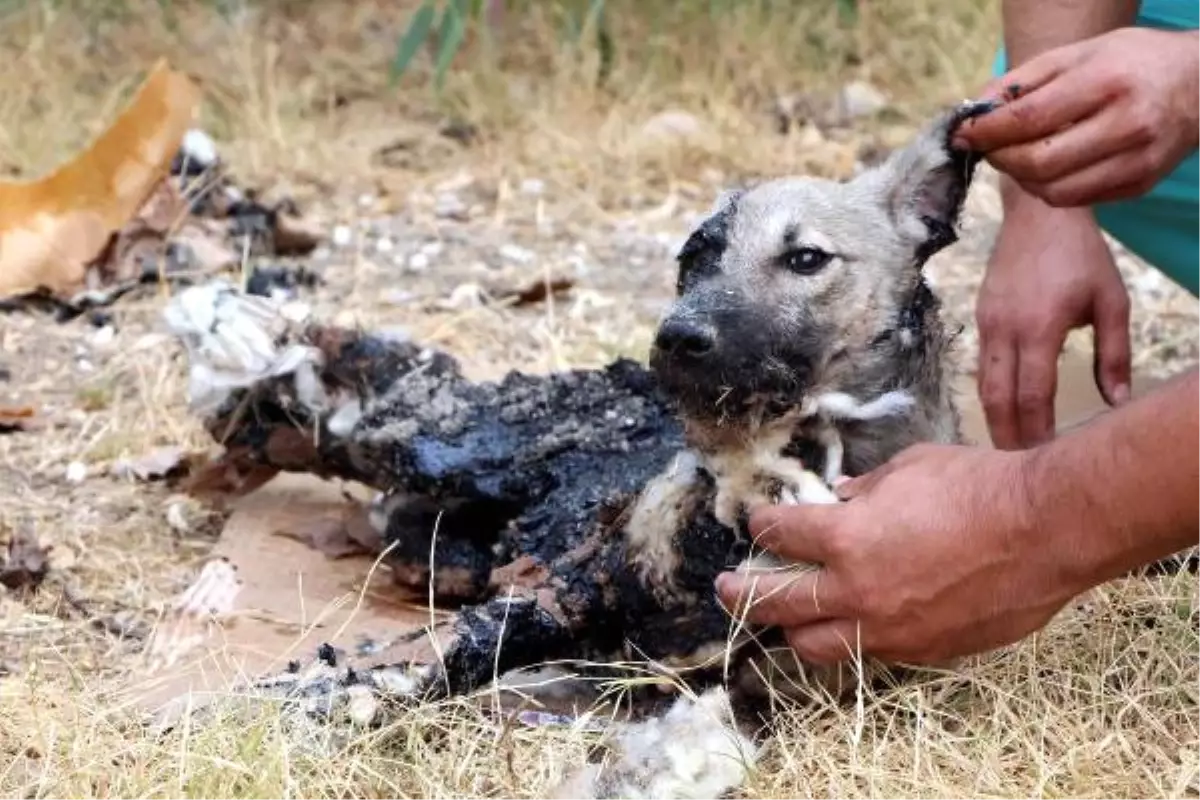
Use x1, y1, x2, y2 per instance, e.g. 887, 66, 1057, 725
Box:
408, 252, 430, 272
384, 290, 416, 305
375, 237, 394, 254
357, 193, 376, 209
499, 243, 535, 265
519, 178, 545, 196
181, 129, 218, 167
90, 325, 116, 349
420, 241, 444, 257
166, 502, 190, 533
330, 225, 353, 248
639, 110, 706, 146
796, 122, 826, 149
838, 80, 889, 120
434, 193, 468, 220
65, 462, 87, 484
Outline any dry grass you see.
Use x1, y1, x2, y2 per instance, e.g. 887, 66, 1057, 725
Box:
0, 0, 1196, 797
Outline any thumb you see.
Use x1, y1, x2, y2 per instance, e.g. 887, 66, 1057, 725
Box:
1093, 284, 1132, 407
746, 502, 846, 564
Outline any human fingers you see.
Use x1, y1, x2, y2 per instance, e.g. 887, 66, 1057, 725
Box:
831, 461, 897, 500
1092, 278, 1133, 407
1014, 338, 1061, 448
715, 567, 840, 630
975, 332, 1021, 449
983, 107, 1149, 186
784, 620, 864, 665
1023, 147, 1166, 208
954, 55, 1096, 152
746, 503, 846, 564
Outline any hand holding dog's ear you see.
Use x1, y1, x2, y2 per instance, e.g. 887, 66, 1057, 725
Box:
715, 443, 1082, 666
954, 27, 1199, 207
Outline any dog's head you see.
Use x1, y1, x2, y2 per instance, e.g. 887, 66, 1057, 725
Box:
649, 102, 994, 443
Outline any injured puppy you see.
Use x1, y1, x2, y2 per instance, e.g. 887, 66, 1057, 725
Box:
163, 100, 997, 799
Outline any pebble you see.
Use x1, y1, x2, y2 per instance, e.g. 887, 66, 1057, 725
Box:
166, 502, 190, 533
375, 237, 394, 254
180, 129, 219, 168
639, 109, 706, 145
435, 193, 468, 220
499, 243, 535, 265
330, 225, 353, 248
838, 80, 889, 120
90, 325, 116, 348
65, 461, 87, 484
408, 252, 430, 271
519, 178, 545, 196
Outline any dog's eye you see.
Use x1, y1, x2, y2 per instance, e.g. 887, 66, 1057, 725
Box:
781, 247, 833, 275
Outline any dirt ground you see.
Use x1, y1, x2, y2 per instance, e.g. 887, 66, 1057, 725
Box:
0, 1, 1197, 797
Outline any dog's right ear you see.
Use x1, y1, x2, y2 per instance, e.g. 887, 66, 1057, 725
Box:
864, 101, 997, 265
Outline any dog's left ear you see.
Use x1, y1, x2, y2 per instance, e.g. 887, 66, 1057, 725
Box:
867, 100, 997, 265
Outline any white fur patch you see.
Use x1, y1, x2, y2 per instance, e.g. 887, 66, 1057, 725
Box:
162, 280, 324, 415
552, 687, 758, 800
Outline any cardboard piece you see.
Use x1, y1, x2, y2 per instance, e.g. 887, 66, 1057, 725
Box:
131, 347, 1166, 717
127, 476, 452, 718
957, 349, 1164, 447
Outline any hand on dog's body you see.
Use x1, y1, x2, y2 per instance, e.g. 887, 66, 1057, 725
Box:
716, 370, 1199, 666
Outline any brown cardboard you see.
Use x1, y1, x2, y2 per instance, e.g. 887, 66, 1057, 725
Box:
957, 347, 1164, 447
127, 475, 450, 718
130, 347, 1166, 717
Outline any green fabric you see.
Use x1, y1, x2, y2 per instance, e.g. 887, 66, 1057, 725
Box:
990, 0, 1199, 296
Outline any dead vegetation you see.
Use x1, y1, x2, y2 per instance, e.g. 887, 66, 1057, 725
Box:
0, 0, 1196, 797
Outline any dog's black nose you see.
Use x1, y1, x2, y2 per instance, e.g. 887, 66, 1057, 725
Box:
654, 318, 717, 359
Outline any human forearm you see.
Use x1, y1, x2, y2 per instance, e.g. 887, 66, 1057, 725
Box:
1025, 368, 1199, 591
1001, 0, 1140, 65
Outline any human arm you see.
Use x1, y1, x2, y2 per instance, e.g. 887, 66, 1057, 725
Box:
713, 368, 1199, 665
961, 0, 1150, 451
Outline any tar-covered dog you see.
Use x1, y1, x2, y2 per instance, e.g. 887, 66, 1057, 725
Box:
165, 100, 997, 798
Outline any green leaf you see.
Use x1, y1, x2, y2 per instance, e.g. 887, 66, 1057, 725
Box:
390, 1, 438, 84
836, 0, 859, 24
433, 0, 468, 90
581, 0, 605, 40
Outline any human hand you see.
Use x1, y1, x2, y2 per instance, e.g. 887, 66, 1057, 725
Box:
714, 443, 1085, 666
975, 190, 1131, 449
953, 27, 1200, 207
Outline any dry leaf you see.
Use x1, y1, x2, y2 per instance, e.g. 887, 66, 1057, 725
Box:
0, 522, 51, 593
0, 405, 41, 434
0, 59, 200, 302
498, 276, 575, 306
272, 213, 324, 256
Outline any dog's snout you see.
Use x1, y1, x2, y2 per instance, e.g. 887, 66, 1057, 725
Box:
654, 318, 717, 360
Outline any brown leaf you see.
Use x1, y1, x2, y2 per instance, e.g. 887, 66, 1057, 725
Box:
0, 522, 51, 593
0, 405, 42, 434
0, 60, 201, 301
272, 213, 324, 257
497, 277, 575, 307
